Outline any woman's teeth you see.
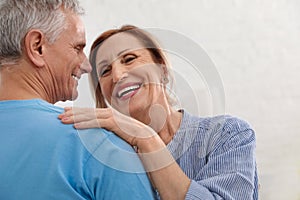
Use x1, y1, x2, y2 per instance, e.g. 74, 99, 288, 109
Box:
118, 84, 141, 98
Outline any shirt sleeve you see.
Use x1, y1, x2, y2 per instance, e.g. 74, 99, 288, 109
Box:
79, 129, 155, 200
185, 121, 257, 200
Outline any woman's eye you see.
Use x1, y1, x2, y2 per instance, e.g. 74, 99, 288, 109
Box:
99, 65, 111, 77
122, 55, 136, 64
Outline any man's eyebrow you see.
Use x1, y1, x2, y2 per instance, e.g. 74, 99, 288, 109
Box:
78, 43, 86, 48
75, 41, 86, 48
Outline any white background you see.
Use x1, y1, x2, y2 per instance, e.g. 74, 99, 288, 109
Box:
56, 0, 300, 199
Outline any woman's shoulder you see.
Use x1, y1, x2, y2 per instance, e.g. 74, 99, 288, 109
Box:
170, 111, 256, 158
205, 115, 252, 132
183, 111, 251, 131
182, 111, 255, 142
183, 112, 256, 154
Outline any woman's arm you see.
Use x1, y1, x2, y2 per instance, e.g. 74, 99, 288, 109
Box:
59, 107, 191, 200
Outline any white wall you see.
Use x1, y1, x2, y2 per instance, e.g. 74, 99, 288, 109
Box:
58, 0, 300, 199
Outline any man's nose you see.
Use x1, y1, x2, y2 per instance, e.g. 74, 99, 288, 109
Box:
80, 55, 92, 73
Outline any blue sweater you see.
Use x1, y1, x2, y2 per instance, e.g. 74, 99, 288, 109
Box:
0, 99, 154, 200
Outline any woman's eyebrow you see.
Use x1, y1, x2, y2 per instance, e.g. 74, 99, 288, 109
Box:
117, 48, 130, 56
97, 60, 107, 67
97, 48, 131, 67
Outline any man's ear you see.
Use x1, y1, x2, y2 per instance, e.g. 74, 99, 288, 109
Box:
24, 29, 46, 67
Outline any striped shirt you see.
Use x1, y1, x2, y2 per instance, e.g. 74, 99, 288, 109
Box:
166, 110, 258, 199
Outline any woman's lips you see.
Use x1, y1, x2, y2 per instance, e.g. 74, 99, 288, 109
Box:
116, 83, 142, 100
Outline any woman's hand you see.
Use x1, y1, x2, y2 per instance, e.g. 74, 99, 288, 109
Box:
58, 107, 163, 150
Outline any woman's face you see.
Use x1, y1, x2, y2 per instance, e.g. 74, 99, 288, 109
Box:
95, 32, 166, 122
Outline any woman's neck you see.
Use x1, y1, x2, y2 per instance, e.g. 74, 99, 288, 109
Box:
156, 108, 182, 145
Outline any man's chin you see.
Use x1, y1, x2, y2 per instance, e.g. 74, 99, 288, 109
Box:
58, 91, 78, 103
70, 93, 79, 101
70, 88, 79, 100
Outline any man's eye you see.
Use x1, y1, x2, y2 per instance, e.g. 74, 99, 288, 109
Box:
122, 55, 136, 64
75, 46, 81, 53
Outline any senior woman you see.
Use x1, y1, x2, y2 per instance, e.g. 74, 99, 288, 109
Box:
59, 25, 258, 200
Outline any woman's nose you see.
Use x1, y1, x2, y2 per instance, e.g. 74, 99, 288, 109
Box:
112, 62, 127, 83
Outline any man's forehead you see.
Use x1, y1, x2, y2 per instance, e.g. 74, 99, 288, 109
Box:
62, 13, 86, 44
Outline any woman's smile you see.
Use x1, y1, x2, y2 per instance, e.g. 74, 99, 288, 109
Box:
115, 82, 142, 100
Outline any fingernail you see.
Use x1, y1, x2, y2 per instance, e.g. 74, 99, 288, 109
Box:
62, 117, 69, 121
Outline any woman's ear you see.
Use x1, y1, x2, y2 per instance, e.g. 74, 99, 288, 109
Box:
24, 29, 46, 67
160, 66, 169, 84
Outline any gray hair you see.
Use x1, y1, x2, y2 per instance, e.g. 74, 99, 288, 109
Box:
0, 0, 84, 66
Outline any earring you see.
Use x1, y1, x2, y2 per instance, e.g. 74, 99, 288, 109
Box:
162, 76, 169, 84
